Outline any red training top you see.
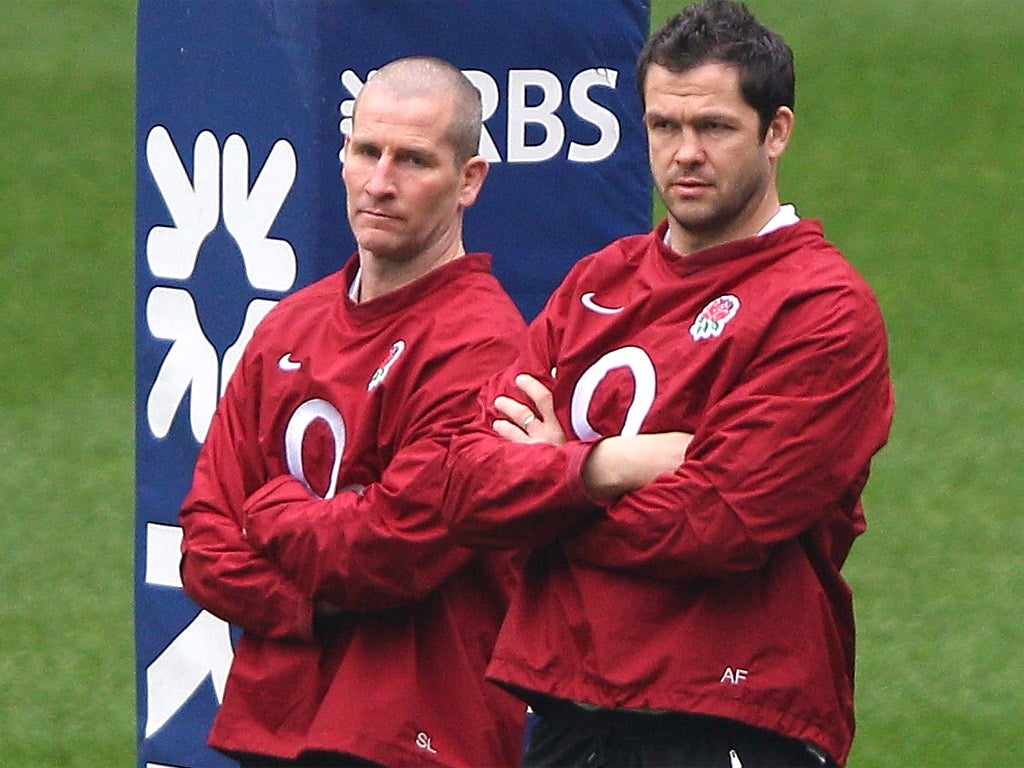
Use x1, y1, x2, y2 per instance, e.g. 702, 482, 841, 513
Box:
445, 221, 894, 766
181, 253, 528, 768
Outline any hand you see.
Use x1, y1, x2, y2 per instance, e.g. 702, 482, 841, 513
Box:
492, 374, 567, 446
583, 431, 693, 502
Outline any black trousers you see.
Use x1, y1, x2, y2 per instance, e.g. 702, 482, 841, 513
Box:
522, 699, 835, 768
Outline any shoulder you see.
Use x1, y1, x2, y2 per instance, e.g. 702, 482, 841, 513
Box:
583, 231, 655, 267
431, 287, 526, 350
769, 222, 881, 301
761, 224, 888, 344
242, 271, 349, 360
429, 254, 526, 331
556, 231, 658, 292
273, 270, 349, 316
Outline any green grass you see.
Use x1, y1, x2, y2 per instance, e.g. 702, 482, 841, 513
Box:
1, 1, 1021, 766
0, 1, 136, 766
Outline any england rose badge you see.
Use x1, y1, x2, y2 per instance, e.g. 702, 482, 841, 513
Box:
690, 295, 740, 341
368, 340, 406, 391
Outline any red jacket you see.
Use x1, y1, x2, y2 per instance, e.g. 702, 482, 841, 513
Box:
180, 254, 527, 767
444, 221, 894, 766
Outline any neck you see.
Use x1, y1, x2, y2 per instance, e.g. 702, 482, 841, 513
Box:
357, 245, 465, 302
668, 192, 782, 257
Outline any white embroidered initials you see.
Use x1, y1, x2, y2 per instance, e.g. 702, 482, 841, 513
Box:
415, 731, 438, 754
720, 667, 748, 684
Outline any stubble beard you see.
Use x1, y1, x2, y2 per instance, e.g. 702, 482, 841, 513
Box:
664, 170, 768, 247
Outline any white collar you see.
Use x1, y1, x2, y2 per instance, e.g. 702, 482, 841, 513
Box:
348, 267, 361, 302
757, 204, 800, 236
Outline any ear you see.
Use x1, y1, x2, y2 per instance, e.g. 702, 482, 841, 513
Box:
340, 135, 353, 175
457, 155, 490, 209
765, 106, 794, 160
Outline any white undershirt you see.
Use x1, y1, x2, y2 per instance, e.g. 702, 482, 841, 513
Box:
348, 267, 361, 302
757, 203, 800, 235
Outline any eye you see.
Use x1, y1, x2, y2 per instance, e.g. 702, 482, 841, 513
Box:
400, 150, 440, 169
701, 118, 734, 134
351, 142, 380, 160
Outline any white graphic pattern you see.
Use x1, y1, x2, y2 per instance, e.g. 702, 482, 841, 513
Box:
142, 126, 298, 740
144, 524, 233, 739
144, 126, 297, 442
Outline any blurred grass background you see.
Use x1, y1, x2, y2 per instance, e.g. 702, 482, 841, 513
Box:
0, 2, 135, 766
0, 1, 1020, 765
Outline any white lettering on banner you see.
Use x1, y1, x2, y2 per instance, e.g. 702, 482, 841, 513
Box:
146, 610, 233, 738
143, 524, 233, 739
145, 522, 185, 588
220, 299, 279, 398
146, 128, 220, 281
507, 69, 564, 163
567, 68, 620, 162
463, 71, 503, 161
570, 347, 657, 440
144, 127, 298, 442
338, 67, 622, 164
221, 134, 298, 291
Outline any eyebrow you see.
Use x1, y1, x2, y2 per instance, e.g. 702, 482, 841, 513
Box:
644, 109, 677, 123
645, 107, 741, 125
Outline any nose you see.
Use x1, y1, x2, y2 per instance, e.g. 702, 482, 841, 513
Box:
364, 154, 395, 197
672, 127, 704, 167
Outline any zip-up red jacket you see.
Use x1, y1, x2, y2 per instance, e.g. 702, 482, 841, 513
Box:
444, 220, 894, 766
180, 253, 527, 768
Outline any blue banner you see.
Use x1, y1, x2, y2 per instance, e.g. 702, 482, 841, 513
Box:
135, 2, 650, 765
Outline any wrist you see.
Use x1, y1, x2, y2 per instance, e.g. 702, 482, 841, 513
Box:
582, 437, 629, 502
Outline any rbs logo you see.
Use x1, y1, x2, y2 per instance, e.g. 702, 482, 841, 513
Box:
339, 67, 623, 164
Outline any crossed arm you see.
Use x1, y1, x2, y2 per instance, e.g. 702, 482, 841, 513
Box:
477, 340, 889, 582
180, 332, 518, 640
492, 373, 692, 501
454, 280, 893, 583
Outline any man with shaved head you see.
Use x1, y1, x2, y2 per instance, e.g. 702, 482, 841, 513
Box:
179, 56, 527, 767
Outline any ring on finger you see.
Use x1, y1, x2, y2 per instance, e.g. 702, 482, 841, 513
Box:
522, 414, 536, 430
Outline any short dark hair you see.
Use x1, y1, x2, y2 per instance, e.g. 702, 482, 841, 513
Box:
638, 0, 795, 138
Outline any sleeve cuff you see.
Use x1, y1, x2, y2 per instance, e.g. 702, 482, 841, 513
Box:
563, 438, 608, 509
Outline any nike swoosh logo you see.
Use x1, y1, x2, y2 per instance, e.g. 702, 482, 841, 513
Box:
581, 292, 624, 315
278, 354, 301, 371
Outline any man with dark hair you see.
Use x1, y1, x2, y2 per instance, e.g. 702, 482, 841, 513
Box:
179, 56, 527, 768
442, 3, 894, 766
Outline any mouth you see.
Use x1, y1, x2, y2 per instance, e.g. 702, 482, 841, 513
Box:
358, 208, 399, 223
669, 178, 712, 198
